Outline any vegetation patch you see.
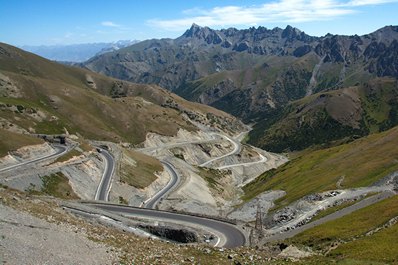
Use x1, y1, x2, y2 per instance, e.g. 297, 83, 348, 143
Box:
119, 149, 162, 189
289, 195, 398, 264
0, 129, 44, 157
118, 196, 128, 205
197, 167, 230, 191
53, 148, 82, 163
310, 200, 358, 223
40, 172, 79, 199
243, 126, 398, 208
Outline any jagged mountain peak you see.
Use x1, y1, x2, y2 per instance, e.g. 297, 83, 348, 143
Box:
181, 23, 223, 44
182, 23, 211, 37
84, 24, 398, 119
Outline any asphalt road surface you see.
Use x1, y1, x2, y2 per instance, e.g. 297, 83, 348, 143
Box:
94, 148, 115, 201
264, 190, 396, 242
144, 161, 179, 209
199, 133, 241, 167
0, 144, 68, 173
84, 202, 246, 248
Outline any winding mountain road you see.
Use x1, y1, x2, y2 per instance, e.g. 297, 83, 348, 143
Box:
94, 147, 115, 201
83, 202, 246, 248
216, 153, 267, 170
92, 147, 246, 247
199, 133, 242, 167
0, 144, 68, 173
143, 161, 180, 209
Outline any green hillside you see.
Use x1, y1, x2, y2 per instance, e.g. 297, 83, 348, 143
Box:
248, 77, 398, 152
243, 125, 398, 207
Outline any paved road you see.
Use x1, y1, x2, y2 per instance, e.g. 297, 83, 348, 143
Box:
216, 153, 267, 170
138, 136, 218, 153
94, 148, 115, 201
143, 161, 180, 209
264, 190, 396, 242
0, 144, 68, 173
83, 202, 246, 248
199, 133, 241, 167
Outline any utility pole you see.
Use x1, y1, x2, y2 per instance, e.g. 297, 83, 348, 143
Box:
255, 203, 263, 232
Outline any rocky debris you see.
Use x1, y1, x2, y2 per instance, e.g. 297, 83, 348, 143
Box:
365, 216, 398, 237
141, 129, 215, 150
277, 245, 313, 261
262, 182, 394, 237
61, 157, 103, 199
373, 170, 398, 189
228, 191, 286, 222
10, 142, 54, 160
85, 74, 96, 89
0, 72, 22, 97
0, 137, 107, 201
304, 190, 341, 202
272, 207, 297, 226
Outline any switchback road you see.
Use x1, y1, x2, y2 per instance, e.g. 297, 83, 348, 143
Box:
83, 202, 246, 248
0, 144, 68, 173
94, 148, 115, 201
143, 161, 180, 209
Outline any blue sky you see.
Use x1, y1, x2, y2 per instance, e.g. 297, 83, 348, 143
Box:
1, 0, 397, 46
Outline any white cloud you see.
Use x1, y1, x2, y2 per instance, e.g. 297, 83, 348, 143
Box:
101, 21, 121, 28
147, 0, 397, 31
348, 0, 398, 6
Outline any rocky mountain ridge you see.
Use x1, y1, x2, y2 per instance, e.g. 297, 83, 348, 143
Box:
83, 24, 398, 121
82, 24, 398, 151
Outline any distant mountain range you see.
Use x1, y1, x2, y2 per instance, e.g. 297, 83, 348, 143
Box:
83, 24, 398, 151
21, 40, 140, 62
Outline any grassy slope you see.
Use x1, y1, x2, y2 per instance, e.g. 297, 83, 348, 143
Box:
243, 126, 398, 207
0, 129, 43, 157
0, 43, 239, 145
32, 172, 80, 200
0, 70, 194, 143
249, 77, 398, 152
53, 149, 82, 163
119, 149, 163, 189
290, 195, 398, 264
